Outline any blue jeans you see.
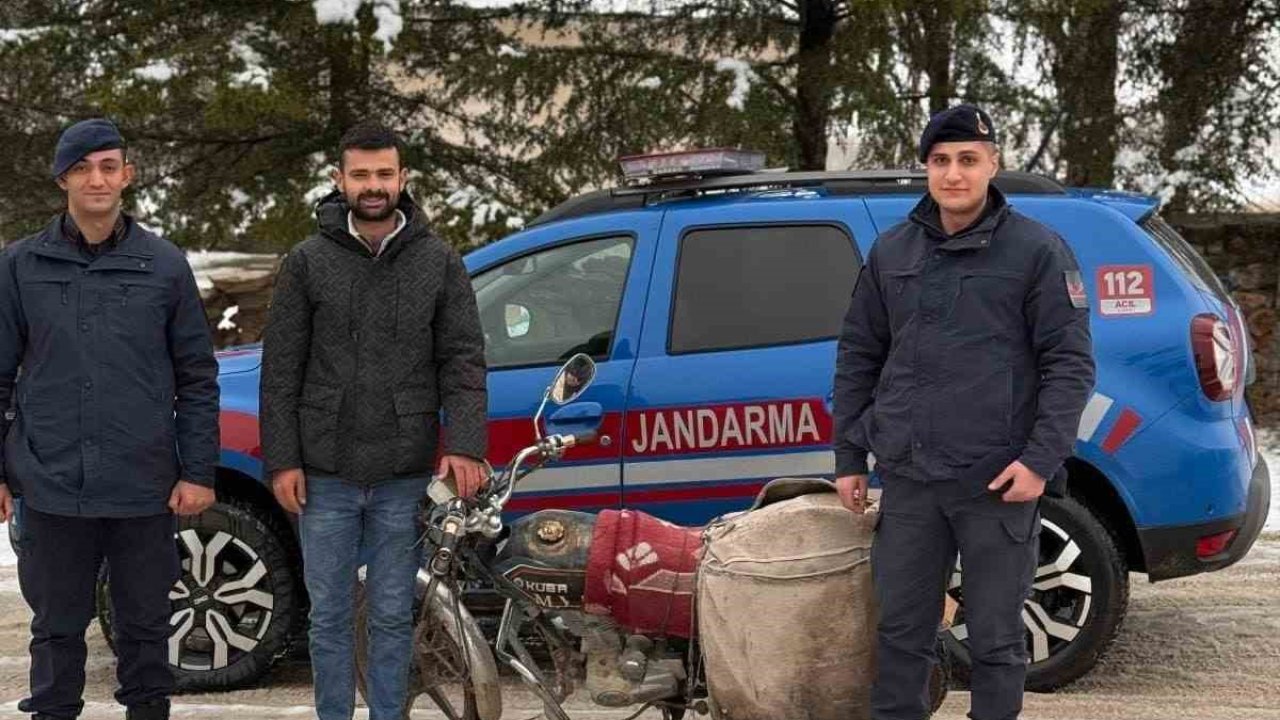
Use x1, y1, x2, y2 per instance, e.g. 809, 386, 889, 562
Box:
300, 475, 425, 720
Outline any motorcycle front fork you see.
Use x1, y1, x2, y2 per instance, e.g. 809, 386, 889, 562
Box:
494, 599, 575, 720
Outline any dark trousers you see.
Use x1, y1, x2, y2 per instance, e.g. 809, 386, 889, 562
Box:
871, 473, 1040, 720
14, 504, 179, 720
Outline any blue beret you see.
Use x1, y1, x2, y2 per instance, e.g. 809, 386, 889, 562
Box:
918, 104, 997, 162
52, 118, 125, 178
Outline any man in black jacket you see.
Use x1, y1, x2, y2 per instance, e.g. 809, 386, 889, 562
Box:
0, 119, 220, 720
260, 122, 487, 720
832, 105, 1095, 720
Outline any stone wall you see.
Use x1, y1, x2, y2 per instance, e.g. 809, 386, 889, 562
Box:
194, 255, 279, 350
199, 213, 1280, 418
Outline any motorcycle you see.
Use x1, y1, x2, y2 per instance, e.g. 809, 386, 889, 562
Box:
353, 353, 947, 720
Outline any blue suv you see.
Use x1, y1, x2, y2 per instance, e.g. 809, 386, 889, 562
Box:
144, 167, 1268, 693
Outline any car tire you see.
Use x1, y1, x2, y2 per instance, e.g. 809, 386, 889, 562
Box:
96, 497, 304, 691
944, 495, 1129, 692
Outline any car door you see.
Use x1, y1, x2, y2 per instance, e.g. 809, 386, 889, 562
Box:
622, 196, 877, 524
466, 211, 660, 514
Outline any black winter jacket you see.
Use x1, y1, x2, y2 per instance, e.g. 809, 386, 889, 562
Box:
260, 193, 487, 485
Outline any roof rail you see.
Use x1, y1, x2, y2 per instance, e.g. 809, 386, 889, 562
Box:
527, 170, 1066, 228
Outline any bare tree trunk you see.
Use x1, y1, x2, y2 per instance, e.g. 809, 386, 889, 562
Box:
1052, 0, 1122, 187
793, 0, 841, 170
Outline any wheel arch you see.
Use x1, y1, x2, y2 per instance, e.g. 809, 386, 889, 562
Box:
1064, 457, 1145, 574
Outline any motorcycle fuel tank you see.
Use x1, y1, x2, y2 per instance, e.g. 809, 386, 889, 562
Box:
493, 509, 597, 610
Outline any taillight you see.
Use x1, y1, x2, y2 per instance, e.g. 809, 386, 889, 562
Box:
1191, 314, 1237, 401
1196, 529, 1237, 559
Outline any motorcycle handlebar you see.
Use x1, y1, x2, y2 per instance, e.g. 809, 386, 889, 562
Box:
564, 430, 597, 447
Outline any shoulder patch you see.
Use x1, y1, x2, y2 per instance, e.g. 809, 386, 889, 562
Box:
1064, 270, 1088, 309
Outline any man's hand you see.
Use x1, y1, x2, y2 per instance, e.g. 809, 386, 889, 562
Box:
988, 461, 1045, 503
836, 474, 869, 514
438, 454, 487, 499
272, 468, 307, 514
169, 480, 216, 516
0, 483, 13, 523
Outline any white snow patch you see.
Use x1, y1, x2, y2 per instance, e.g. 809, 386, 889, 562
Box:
134, 61, 176, 82
186, 251, 266, 271
230, 39, 270, 89
312, 0, 362, 23
636, 76, 662, 89
497, 43, 527, 58
371, 1, 403, 49
0, 27, 47, 43
714, 58, 757, 110
217, 305, 240, 331
313, 0, 402, 50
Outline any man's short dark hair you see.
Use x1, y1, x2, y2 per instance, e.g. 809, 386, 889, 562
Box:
338, 122, 404, 168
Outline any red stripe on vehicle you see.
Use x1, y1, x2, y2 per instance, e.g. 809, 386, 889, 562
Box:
507, 491, 622, 512
487, 413, 624, 466
1101, 408, 1142, 454
219, 410, 263, 459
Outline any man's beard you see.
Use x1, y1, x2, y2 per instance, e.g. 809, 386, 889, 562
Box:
348, 189, 399, 222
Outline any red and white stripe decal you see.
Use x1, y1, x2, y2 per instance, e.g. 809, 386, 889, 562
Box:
1076, 393, 1115, 442
1076, 391, 1142, 454
1100, 408, 1142, 454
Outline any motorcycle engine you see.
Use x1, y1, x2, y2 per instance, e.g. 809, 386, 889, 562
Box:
580, 616, 688, 707
492, 510, 687, 707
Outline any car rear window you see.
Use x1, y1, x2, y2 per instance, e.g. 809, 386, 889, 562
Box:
1141, 214, 1232, 302
669, 224, 860, 354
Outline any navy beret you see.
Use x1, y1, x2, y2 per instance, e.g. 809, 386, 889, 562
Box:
51, 118, 125, 178
918, 104, 997, 162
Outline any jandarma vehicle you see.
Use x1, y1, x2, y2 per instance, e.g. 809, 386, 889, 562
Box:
78, 149, 1270, 693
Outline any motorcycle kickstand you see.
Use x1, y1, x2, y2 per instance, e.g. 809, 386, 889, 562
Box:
495, 599, 573, 720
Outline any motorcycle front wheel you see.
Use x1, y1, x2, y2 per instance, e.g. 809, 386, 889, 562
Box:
354, 572, 503, 720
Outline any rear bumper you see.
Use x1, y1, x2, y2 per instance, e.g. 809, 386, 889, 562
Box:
1138, 454, 1270, 581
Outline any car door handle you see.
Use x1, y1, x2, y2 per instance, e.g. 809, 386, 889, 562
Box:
549, 402, 603, 423
547, 402, 607, 443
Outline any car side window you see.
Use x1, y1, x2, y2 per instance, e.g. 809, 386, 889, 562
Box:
472, 235, 634, 369
669, 224, 859, 354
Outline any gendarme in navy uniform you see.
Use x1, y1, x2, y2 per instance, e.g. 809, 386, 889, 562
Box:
832, 104, 1095, 720
0, 119, 219, 720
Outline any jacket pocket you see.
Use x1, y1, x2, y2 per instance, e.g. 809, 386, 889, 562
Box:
998, 502, 1041, 545
882, 268, 921, 329
299, 383, 343, 473
951, 269, 1024, 329
108, 280, 169, 334
19, 277, 72, 327
393, 385, 439, 474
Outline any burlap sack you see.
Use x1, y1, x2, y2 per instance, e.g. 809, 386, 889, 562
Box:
697, 478, 877, 720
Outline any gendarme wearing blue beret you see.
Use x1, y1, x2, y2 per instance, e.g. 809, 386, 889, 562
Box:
833, 101, 1095, 720
50, 117, 126, 178
918, 103, 998, 161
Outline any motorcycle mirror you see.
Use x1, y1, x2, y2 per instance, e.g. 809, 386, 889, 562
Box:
548, 353, 596, 405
